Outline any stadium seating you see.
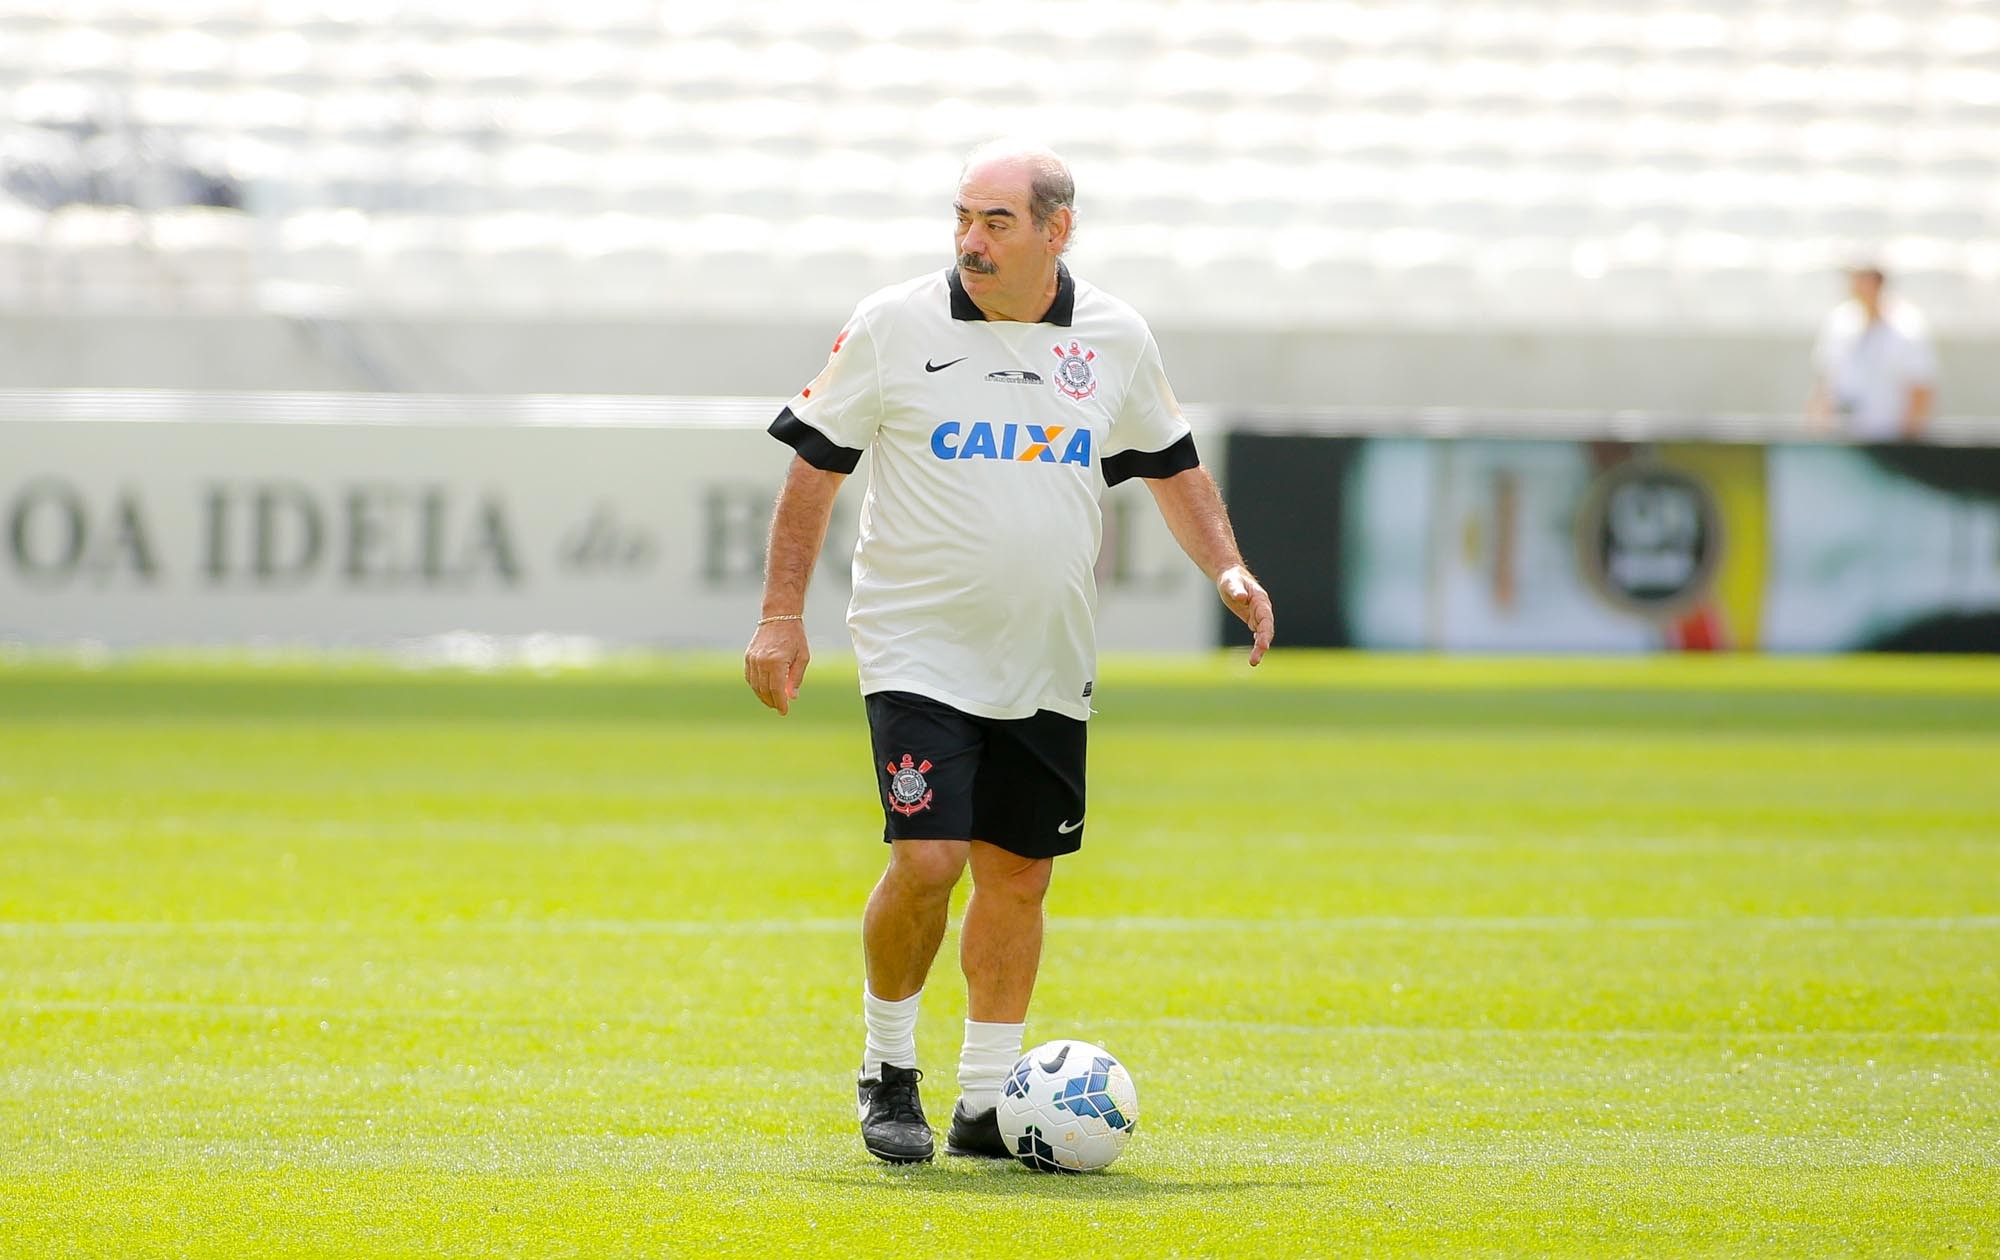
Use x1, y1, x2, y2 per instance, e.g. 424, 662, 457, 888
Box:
1, 0, 1996, 328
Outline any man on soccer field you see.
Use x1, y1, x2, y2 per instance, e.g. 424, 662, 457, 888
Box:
743, 140, 1275, 1164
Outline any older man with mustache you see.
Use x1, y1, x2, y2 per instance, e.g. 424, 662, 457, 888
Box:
744, 140, 1274, 1164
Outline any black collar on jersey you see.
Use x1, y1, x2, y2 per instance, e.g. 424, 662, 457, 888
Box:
946, 261, 1075, 327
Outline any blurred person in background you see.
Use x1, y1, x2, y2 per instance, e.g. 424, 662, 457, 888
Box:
1806, 265, 1937, 442
743, 141, 1273, 1165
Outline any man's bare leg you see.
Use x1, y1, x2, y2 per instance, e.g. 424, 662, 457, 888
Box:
960, 840, 1054, 1021
863, 839, 968, 1002
855, 839, 969, 1163
947, 840, 1055, 1155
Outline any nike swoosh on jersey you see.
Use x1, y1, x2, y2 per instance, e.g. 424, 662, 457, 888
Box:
1057, 818, 1084, 834
924, 357, 968, 373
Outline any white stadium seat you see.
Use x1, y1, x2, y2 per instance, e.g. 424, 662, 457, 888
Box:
42, 203, 154, 308
0, 200, 49, 305
145, 205, 255, 307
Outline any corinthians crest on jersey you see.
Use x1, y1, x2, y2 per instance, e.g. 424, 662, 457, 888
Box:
1052, 340, 1097, 401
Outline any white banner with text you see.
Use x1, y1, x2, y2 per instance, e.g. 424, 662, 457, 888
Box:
0, 396, 1215, 652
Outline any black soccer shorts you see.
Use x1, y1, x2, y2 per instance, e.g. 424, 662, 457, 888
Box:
864, 690, 1088, 860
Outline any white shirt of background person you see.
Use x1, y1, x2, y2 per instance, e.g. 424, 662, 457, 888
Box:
1807, 266, 1937, 442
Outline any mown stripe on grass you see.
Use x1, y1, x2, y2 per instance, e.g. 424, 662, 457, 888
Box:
3, 914, 1996, 937
7, 998, 1997, 1043
10, 817, 1995, 856
1109, 1017, 2000, 1042
9, 1130, 1996, 1172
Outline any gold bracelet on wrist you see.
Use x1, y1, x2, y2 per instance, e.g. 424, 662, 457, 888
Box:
757, 613, 804, 625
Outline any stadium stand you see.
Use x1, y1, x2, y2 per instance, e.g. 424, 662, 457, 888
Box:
0, 0, 1996, 329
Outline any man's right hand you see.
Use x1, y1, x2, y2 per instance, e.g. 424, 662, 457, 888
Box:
745, 619, 811, 715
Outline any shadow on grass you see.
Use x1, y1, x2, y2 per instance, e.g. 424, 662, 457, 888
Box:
801, 1164, 1313, 1200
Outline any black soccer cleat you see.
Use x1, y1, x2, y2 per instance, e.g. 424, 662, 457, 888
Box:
857, 1064, 934, 1163
944, 1101, 1010, 1159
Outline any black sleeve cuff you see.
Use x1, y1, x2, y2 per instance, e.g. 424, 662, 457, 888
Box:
1101, 431, 1200, 487
769, 407, 864, 474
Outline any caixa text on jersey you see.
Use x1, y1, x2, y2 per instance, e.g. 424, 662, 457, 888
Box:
928, 421, 1093, 467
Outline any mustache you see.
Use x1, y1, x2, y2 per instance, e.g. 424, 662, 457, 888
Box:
957, 253, 998, 275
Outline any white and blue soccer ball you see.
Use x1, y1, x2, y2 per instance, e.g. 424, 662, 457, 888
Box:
995, 1039, 1138, 1173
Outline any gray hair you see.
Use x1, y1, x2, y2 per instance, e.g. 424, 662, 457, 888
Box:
961, 140, 1075, 233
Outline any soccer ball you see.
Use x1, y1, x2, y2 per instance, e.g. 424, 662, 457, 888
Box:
995, 1039, 1138, 1173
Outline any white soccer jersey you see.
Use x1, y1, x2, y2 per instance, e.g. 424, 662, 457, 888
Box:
1813, 298, 1938, 440
770, 263, 1198, 721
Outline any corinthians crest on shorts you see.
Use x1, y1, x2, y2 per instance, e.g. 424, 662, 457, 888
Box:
886, 752, 934, 816
1051, 340, 1097, 401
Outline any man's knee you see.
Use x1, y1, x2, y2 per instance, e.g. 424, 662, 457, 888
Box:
886, 839, 968, 897
970, 842, 1053, 902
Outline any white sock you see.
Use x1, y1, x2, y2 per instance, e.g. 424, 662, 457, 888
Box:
862, 987, 921, 1078
957, 1019, 1025, 1114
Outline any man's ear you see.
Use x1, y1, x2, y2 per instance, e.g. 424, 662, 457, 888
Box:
1047, 206, 1074, 255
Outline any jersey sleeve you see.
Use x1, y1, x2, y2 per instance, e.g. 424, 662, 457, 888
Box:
1101, 330, 1199, 487
1904, 326, 1939, 385
768, 308, 882, 474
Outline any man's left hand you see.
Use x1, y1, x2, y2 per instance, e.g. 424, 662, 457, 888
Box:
1217, 565, 1274, 666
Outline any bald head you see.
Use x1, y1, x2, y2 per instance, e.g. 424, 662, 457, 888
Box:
959, 141, 1075, 236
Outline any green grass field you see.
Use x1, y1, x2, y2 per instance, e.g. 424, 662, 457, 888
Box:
2, 652, 1997, 1257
